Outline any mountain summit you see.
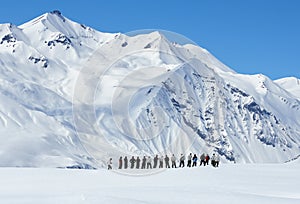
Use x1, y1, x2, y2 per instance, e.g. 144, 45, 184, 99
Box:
0, 11, 299, 168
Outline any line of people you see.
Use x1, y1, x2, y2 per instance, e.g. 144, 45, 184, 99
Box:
107, 153, 220, 170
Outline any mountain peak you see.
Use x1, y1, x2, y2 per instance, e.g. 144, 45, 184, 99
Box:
19, 10, 67, 30
48, 10, 65, 22
50, 10, 63, 16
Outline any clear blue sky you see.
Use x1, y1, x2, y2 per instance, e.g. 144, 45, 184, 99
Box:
0, 0, 299, 80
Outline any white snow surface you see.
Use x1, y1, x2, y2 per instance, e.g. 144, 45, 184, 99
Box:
274, 77, 300, 100
0, 163, 299, 204
0, 11, 300, 168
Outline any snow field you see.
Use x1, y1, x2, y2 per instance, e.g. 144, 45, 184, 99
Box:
0, 163, 299, 204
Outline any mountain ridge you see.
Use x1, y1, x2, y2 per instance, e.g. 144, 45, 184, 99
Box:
0, 11, 299, 168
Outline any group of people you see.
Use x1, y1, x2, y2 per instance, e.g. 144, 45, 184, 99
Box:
107, 153, 220, 170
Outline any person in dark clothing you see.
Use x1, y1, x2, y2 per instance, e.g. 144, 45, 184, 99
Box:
205, 154, 210, 166
118, 156, 123, 169
141, 156, 146, 169
153, 155, 158, 168
159, 156, 164, 168
171, 154, 177, 168
179, 154, 185, 167
130, 156, 136, 169
165, 155, 170, 168
124, 156, 128, 169
136, 156, 141, 169
187, 153, 192, 167
107, 158, 112, 170
211, 153, 216, 167
200, 153, 206, 166
192, 154, 198, 167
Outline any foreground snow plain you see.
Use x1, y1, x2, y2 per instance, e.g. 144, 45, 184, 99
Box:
0, 162, 299, 204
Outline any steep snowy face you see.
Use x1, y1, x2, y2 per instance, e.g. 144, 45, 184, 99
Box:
0, 11, 299, 168
0, 11, 117, 168
80, 54, 300, 164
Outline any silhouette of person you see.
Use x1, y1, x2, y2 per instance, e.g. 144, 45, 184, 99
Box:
147, 156, 152, 169
200, 153, 206, 166
130, 156, 136, 169
165, 155, 170, 168
171, 154, 177, 168
153, 155, 158, 168
187, 153, 192, 167
107, 158, 112, 170
159, 156, 164, 168
179, 154, 185, 167
136, 156, 141, 169
124, 156, 128, 169
118, 156, 123, 169
141, 156, 146, 169
192, 154, 198, 167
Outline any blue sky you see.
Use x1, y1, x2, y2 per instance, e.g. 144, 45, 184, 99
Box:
0, 0, 299, 79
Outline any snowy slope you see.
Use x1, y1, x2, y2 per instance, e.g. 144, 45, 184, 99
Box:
274, 77, 300, 100
0, 11, 116, 168
0, 11, 299, 168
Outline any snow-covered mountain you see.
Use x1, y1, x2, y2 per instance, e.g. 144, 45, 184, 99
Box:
0, 11, 299, 168
275, 77, 300, 100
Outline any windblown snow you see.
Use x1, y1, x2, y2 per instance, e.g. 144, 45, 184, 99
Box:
0, 10, 299, 168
